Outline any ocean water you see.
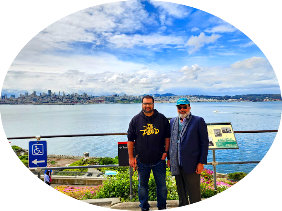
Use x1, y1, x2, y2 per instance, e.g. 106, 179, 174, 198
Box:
0, 102, 281, 173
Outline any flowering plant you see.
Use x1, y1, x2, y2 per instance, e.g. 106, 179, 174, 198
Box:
201, 168, 214, 181
54, 185, 101, 200
54, 167, 237, 201
200, 168, 235, 198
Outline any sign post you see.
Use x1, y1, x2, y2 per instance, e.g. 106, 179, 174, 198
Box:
29, 140, 47, 168
118, 142, 134, 200
207, 122, 238, 149
207, 122, 239, 191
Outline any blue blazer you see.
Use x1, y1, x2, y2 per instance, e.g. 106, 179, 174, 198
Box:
170, 115, 209, 174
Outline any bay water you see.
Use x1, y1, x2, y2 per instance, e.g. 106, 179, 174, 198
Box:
1, 102, 281, 173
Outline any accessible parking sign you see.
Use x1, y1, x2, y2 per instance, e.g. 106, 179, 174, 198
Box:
28, 140, 47, 168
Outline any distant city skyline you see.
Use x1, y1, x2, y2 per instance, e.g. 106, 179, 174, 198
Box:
1, 89, 280, 105
2, 0, 280, 96
1, 88, 280, 99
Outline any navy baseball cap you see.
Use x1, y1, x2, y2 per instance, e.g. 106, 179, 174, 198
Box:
176, 98, 190, 105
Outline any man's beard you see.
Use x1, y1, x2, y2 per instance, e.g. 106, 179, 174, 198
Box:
143, 108, 153, 114
178, 111, 190, 119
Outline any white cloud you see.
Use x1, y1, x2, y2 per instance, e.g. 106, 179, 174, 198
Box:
205, 24, 236, 33
151, 1, 191, 19
2, 1, 279, 96
3, 55, 279, 96
231, 57, 271, 69
18, 0, 155, 55
191, 27, 200, 32
108, 33, 185, 48
180, 64, 201, 80
4, 60, 172, 95
164, 56, 278, 94
186, 32, 221, 54
149, 1, 192, 29
10, 52, 144, 75
239, 41, 255, 48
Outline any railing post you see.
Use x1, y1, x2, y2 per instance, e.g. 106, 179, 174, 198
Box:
212, 150, 217, 191
35, 168, 42, 179
129, 166, 133, 200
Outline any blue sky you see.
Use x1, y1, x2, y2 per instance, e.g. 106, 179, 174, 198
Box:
3, 0, 280, 96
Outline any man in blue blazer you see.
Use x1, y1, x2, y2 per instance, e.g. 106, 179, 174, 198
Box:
168, 98, 209, 206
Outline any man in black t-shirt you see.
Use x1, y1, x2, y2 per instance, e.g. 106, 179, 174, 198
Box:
127, 95, 170, 211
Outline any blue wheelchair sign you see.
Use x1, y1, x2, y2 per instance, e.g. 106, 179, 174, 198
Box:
29, 140, 47, 168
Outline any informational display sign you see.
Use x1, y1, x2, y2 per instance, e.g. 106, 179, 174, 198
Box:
118, 142, 137, 166
105, 170, 117, 176
207, 123, 239, 149
118, 142, 129, 166
28, 140, 47, 168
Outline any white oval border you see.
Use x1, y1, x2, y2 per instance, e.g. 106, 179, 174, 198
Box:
0, 1, 281, 211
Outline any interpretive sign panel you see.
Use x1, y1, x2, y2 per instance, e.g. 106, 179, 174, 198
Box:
118, 142, 136, 166
118, 142, 129, 166
28, 140, 47, 168
207, 123, 239, 149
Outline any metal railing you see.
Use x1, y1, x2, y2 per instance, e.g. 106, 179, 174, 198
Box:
6, 130, 277, 140
8, 129, 278, 197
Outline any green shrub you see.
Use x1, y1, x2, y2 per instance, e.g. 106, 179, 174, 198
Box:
92, 168, 178, 201
93, 168, 139, 201
56, 171, 86, 176
55, 165, 235, 201
61, 157, 119, 173
11, 145, 27, 156
88, 167, 235, 201
12, 145, 22, 152
200, 182, 216, 198
166, 172, 178, 200
62, 158, 98, 172
19, 154, 28, 167
227, 172, 247, 181
10, 145, 28, 166
217, 185, 229, 193
96, 156, 124, 173
50, 160, 56, 165
97, 156, 118, 165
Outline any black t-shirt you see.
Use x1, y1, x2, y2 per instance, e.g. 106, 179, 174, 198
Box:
127, 109, 170, 164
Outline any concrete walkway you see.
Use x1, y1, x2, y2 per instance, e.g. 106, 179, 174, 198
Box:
83, 198, 180, 210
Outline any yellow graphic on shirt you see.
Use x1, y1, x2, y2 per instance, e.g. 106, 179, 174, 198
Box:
140, 124, 159, 136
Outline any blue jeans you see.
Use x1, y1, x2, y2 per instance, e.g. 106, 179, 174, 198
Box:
137, 159, 167, 210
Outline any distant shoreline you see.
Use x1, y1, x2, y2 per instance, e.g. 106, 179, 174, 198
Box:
1, 93, 280, 105
0, 100, 281, 105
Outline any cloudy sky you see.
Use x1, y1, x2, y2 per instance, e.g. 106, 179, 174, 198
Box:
2, 0, 280, 96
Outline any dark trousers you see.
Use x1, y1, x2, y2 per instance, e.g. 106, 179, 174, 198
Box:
137, 160, 167, 210
175, 168, 201, 206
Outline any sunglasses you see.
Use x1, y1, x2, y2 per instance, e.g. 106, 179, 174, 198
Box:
177, 105, 188, 110
142, 103, 154, 106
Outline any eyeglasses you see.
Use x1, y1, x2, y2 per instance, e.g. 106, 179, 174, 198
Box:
177, 105, 188, 110
142, 103, 154, 106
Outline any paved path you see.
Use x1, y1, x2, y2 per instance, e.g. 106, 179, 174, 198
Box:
83, 198, 180, 210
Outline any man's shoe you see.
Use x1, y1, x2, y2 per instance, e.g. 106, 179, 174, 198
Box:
141, 208, 149, 211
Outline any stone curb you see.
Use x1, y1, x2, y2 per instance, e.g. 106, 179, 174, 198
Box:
111, 200, 179, 209
83, 198, 120, 207
83, 199, 180, 209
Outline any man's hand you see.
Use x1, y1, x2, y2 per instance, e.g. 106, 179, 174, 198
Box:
127, 141, 136, 170
196, 163, 204, 174
129, 157, 137, 170
161, 152, 167, 160
167, 159, 170, 168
